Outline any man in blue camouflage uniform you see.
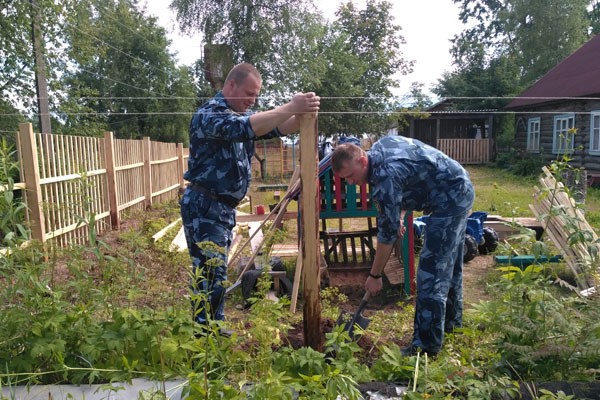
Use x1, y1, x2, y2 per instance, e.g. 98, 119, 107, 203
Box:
180, 63, 320, 333
331, 135, 474, 355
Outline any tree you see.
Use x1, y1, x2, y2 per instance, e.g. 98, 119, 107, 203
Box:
451, 0, 590, 86
433, 55, 521, 111
0, 0, 69, 118
591, 0, 600, 34
61, 0, 196, 143
170, 0, 412, 137
407, 82, 434, 110
0, 100, 26, 146
316, 0, 412, 136
434, 1, 594, 145
170, 0, 327, 97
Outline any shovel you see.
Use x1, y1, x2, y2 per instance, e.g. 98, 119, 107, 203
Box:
336, 291, 371, 339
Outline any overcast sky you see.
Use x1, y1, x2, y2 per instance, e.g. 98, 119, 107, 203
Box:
143, 0, 465, 98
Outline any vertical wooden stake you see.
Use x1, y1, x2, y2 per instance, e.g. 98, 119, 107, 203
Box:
143, 136, 152, 209
177, 143, 186, 191
18, 123, 45, 242
299, 113, 322, 351
290, 238, 303, 314
104, 131, 120, 230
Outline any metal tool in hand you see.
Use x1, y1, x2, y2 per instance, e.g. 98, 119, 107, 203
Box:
336, 291, 371, 339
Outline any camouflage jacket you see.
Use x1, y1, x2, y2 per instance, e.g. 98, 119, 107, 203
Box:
367, 135, 474, 244
184, 92, 284, 202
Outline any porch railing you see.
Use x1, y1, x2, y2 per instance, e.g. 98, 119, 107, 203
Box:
436, 138, 493, 164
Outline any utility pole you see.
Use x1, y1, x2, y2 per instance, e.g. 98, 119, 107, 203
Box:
30, 0, 51, 134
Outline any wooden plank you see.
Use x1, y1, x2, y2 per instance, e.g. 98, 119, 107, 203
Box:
529, 166, 600, 292
235, 211, 297, 223
143, 136, 152, 208
169, 226, 187, 252
271, 243, 298, 258
152, 218, 182, 242
248, 221, 264, 254
299, 113, 322, 351
290, 239, 303, 314
18, 123, 45, 242
226, 169, 302, 293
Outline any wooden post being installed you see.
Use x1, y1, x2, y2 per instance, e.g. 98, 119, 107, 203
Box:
299, 112, 322, 351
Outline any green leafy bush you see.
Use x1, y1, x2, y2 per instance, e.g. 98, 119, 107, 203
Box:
0, 139, 29, 247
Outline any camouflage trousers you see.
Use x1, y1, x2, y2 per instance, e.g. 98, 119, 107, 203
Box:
412, 190, 474, 354
180, 188, 235, 324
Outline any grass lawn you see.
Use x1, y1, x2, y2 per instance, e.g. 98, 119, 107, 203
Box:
249, 164, 600, 230
466, 165, 600, 231
466, 165, 538, 217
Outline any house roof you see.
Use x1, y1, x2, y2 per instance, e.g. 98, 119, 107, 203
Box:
420, 98, 496, 114
506, 35, 600, 109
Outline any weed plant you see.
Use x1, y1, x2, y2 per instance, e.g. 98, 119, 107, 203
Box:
0, 139, 29, 247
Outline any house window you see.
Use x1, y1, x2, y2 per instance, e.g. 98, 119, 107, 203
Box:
590, 111, 600, 154
527, 117, 540, 152
552, 113, 575, 154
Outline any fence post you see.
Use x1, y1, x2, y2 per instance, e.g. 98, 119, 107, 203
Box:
18, 123, 46, 242
177, 143, 185, 191
143, 136, 152, 208
103, 131, 120, 229
299, 113, 322, 352
279, 139, 284, 180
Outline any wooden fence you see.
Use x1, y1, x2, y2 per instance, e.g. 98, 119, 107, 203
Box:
436, 138, 493, 164
251, 139, 300, 179
12, 123, 189, 246
4, 129, 493, 249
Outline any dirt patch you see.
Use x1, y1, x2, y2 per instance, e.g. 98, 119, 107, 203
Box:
90, 202, 497, 354
463, 255, 494, 306
271, 254, 496, 362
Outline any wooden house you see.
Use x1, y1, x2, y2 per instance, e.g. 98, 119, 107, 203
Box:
505, 34, 600, 177
401, 99, 496, 164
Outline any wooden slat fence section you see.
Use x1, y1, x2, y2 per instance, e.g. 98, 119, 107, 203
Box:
12, 123, 188, 247
150, 140, 180, 204
37, 133, 110, 246
114, 136, 146, 215
436, 138, 492, 164
251, 139, 286, 179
